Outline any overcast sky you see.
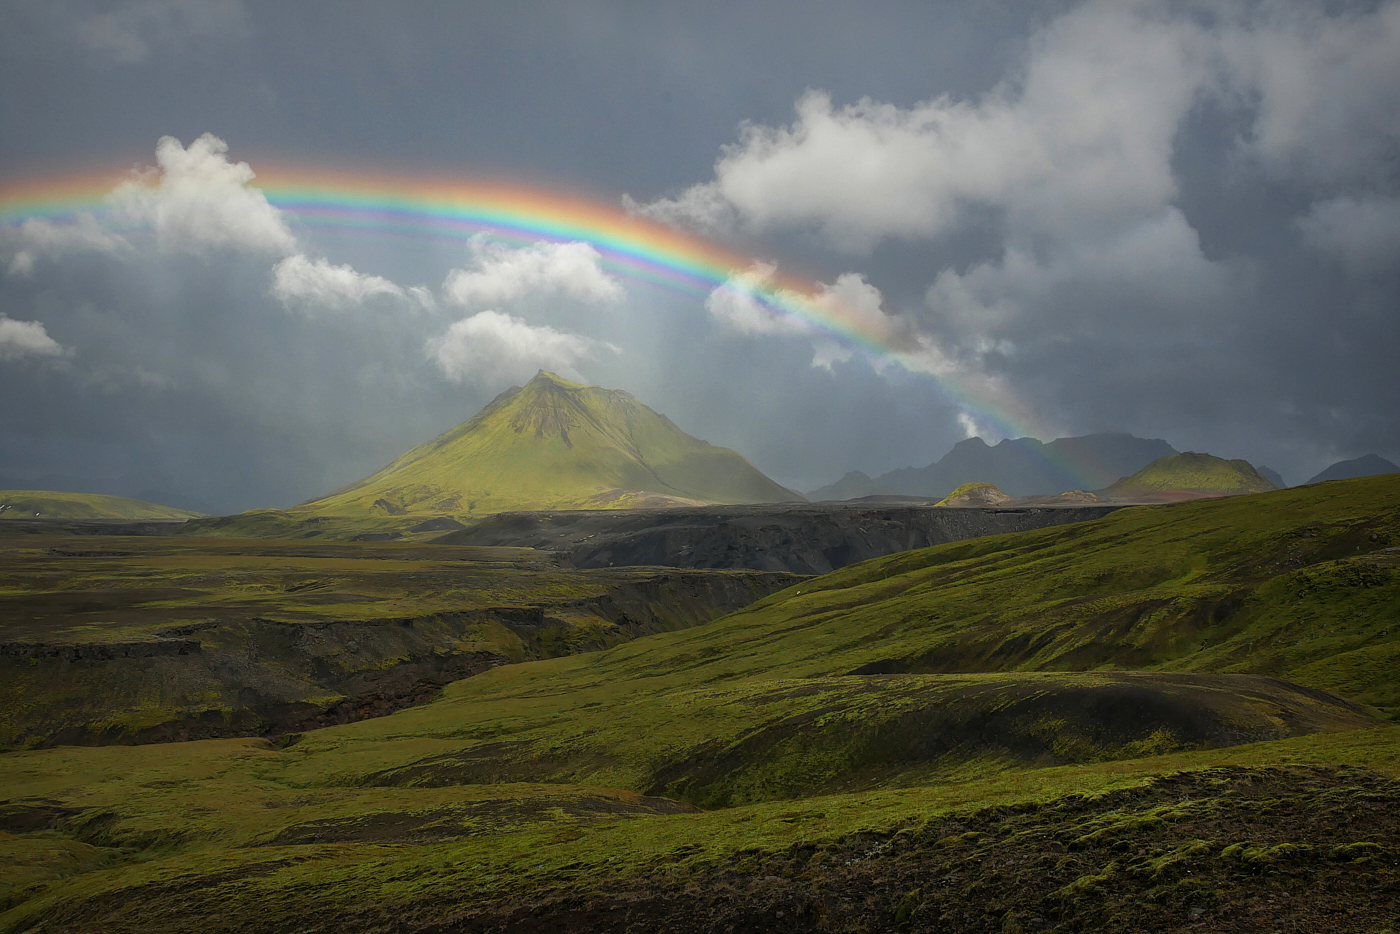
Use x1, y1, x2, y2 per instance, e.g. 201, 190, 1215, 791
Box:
2, 0, 1398, 512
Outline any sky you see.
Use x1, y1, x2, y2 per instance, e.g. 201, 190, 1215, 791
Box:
1, 0, 1398, 513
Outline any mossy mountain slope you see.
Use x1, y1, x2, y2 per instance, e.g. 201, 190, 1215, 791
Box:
300, 371, 800, 516
1104, 451, 1277, 497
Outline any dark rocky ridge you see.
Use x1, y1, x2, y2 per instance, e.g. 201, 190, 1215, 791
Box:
2, 569, 801, 750
810, 432, 1178, 500
8, 505, 1126, 576
0, 517, 191, 536
433, 503, 1124, 574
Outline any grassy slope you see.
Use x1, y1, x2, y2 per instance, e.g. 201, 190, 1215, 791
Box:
199, 475, 1395, 805
669, 473, 1395, 713
1105, 451, 1277, 494
297, 371, 797, 517
0, 491, 200, 520
2, 476, 1398, 931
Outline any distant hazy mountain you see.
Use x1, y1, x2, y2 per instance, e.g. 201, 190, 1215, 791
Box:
807, 470, 895, 501
0, 476, 218, 514
809, 432, 1178, 501
301, 370, 803, 516
1305, 454, 1400, 485
1257, 466, 1287, 489
1104, 453, 1277, 498
0, 490, 202, 520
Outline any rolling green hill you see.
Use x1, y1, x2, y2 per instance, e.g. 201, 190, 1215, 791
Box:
0, 490, 202, 520
2, 476, 1398, 932
1103, 451, 1277, 497
295, 370, 800, 517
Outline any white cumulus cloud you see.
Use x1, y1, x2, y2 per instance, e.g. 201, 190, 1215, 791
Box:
4, 214, 131, 276
704, 262, 802, 337
110, 133, 297, 254
271, 254, 408, 309
707, 263, 928, 372
633, 0, 1208, 252
633, 0, 1400, 255
442, 238, 623, 308
0, 315, 68, 360
426, 310, 610, 386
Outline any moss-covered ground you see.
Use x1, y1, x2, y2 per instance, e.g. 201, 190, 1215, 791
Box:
1, 476, 1397, 931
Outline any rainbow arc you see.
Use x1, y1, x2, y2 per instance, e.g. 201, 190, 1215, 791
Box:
0, 161, 1103, 484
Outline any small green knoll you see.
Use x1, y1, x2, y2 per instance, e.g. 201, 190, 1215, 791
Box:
936, 482, 1009, 507
1103, 451, 1276, 498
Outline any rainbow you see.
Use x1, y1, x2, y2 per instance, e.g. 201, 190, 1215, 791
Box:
0, 160, 1079, 469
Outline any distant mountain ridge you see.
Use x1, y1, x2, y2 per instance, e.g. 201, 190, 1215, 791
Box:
810, 432, 1178, 501
0, 490, 203, 520
1306, 454, 1400, 485
298, 370, 802, 516
0, 476, 218, 514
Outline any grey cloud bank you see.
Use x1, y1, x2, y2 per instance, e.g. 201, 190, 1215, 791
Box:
1, 0, 1397, 512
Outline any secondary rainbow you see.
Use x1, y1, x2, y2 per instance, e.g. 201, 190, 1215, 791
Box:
0, 162, 1066, 461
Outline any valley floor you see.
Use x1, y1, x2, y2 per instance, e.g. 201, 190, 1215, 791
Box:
2, 475, 1399, 931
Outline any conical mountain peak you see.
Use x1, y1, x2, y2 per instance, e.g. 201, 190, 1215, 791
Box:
524, 369, 586, 390
301, 375, 802, 516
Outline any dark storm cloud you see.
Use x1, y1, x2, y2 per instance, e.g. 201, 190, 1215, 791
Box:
1, 0, 1398, 508
635, 0, 1400, 482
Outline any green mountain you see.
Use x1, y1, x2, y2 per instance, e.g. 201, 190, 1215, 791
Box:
1103, 451, 1277, 498
0, 490, 202, 520
301, 370, 801, 516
